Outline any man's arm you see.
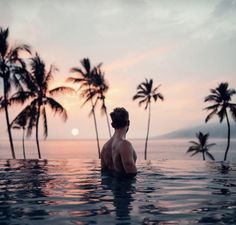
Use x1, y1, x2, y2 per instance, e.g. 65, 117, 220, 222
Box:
120, 141, 137, 174
101, 147, 107, 171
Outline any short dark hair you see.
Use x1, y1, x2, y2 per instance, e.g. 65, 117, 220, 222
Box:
110, 107, 129, 129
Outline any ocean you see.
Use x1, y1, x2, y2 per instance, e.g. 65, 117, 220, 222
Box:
1, 139, 236, 224
0, 138, 236, 162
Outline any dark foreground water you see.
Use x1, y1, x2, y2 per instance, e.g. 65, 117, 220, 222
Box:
0, 159, 236, 225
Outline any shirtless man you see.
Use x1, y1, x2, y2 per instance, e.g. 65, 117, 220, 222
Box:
101, 107, 137, 175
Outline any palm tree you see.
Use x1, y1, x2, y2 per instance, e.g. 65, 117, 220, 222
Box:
10, 108, 29, 159
11, 53, 74, 159
92, 66, 111, 137
133, 78, 164, 160
0, 27, 30, 159
187, 132, 215, 160
67, 58, 102, 158
204, 82, 236, 161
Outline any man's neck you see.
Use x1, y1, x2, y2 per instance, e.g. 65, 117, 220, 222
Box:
114, 128, 127, 139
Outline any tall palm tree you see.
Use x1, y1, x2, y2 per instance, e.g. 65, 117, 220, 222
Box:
67, 58, 102, 158
11, 53, 74, 159
204, 82, 236, 161
187, 132, 215, 160
0, 27, 30, 159
92, 66, 111, 137
133, 78, 164, 160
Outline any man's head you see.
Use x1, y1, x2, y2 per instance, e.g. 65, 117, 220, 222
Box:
110, 107, 129, 130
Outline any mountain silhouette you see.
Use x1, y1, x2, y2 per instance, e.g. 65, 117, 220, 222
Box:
154, 123, 236, 139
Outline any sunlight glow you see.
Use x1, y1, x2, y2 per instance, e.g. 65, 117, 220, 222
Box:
71, 128, 79, 136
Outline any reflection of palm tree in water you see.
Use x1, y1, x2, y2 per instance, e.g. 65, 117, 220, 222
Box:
0, 160, 50, 222
101, 172, 136, 221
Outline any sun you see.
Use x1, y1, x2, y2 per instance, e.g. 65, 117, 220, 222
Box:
71, 128, 79, 136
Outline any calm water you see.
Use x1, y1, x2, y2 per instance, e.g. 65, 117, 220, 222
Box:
1, 139, 236, 224
0, 159, 236, 225
0, 139, 236, 162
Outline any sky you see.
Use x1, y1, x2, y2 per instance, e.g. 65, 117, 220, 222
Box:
0, 0, 236, 140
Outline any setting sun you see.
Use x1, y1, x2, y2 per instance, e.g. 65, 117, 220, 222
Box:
71, 128, 79, 136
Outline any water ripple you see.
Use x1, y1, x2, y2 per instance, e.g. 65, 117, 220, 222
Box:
0, 159, 236, 225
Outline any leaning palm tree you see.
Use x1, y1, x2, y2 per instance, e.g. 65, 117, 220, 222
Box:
92, 66, 111, 137
10, 109, 29, 159
67, 58, 102, 158
0, 27, 30, 159
133, 78, 164, 160
204, 82, 236, 161
11, 53, 74, 159
187, 132, 215, 161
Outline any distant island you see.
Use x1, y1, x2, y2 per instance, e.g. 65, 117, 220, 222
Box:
154, 123, 236, 139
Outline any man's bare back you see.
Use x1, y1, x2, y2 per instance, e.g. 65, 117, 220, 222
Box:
101, 136, 137, 173
101, 107, 137, 175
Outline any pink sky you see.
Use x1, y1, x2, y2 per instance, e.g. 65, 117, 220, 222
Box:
0, 0, 236, 139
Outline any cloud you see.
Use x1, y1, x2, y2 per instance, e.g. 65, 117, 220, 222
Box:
0, 0, 13, 27
104, 44, 177, 73
213, 0, 236, 17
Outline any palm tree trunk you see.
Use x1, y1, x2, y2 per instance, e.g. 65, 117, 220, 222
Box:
22, 128, 26, 159
3, 79, 15, 159
105, 111, 112, 138
224, 110, 230, 161
144, 103, 151, 160
90, 99, 101, 158
104, 106, 112, 137
203, 152, 205, 161
36, 104, 42, 159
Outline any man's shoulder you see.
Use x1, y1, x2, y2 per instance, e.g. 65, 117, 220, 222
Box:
119, 140, 133, 151
102, 139, 112, 152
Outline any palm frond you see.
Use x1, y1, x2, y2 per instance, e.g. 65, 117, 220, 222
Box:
45, 64, 57, 85
138, 98, 148, 107
49, 86, 75, 96
100, 99, 107, 116
205, 143, 216, 148
0, 27, 9, 57
80, 58, 91, 75
228, 88, 236, 98
204, 103, 220, 111
9, 73, 24, 91
206, 151, 215, 160
81, 91, 96, 108
187, 146, 199, 153
229, 104, 236, 122
153, 93, 164, 101
205, 108, 218, 123
9, 91, 33, 105
30, 53, 46, 88
66, 77, 85, 83
152, 84, 162, 93
46, 97, 68, 121
204, 94, 220, 103
12, 125, 21, 130
144, 100, 150, 110
191, 151, 200, 157
217, 106, 226, 122
189, 140, 200, 146
8, 44, 31, 62
133, 94, 145, 101
137, 83, 148, 93
10, 105, 29, 128
42, 106, 48, 139
147, 79, 153, 93
26, 103, 37, 137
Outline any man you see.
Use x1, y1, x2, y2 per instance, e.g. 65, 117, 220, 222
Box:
101, 107, 137, 175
